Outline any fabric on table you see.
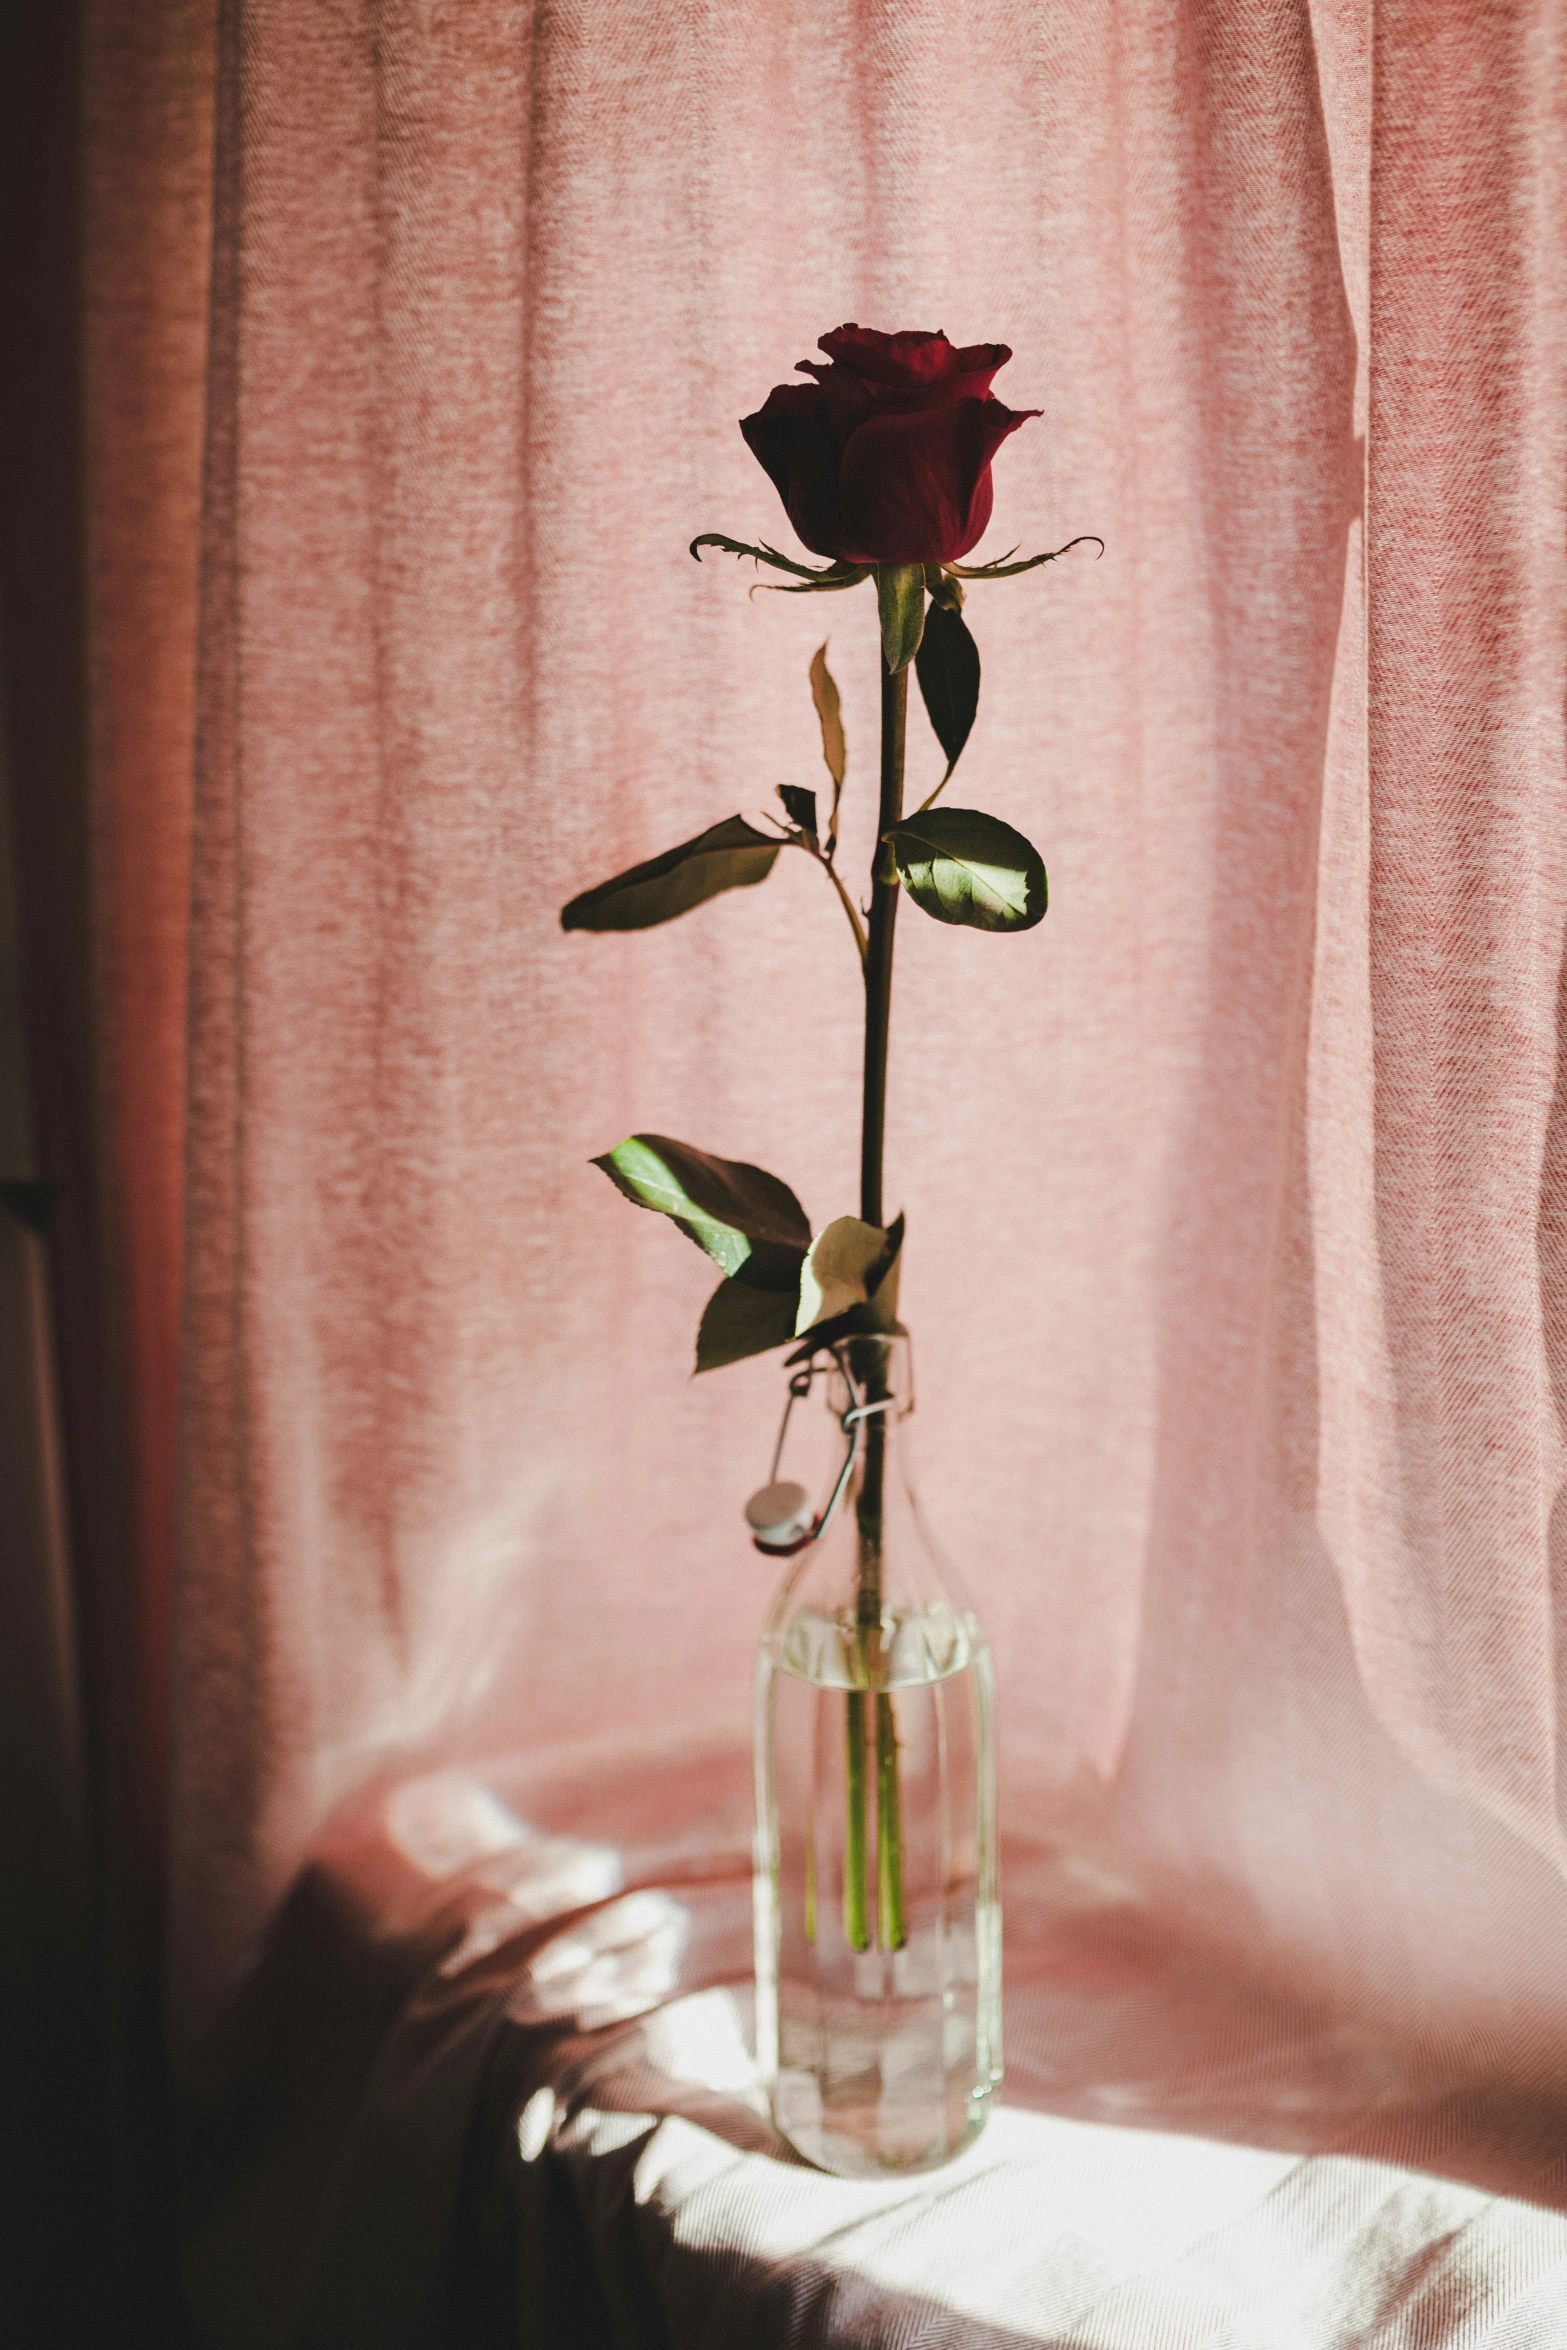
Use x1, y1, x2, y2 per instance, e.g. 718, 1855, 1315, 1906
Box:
183, 1763, 1567, 2348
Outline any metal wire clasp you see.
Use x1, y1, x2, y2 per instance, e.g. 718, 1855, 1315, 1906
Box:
744, 1348, 896, 1558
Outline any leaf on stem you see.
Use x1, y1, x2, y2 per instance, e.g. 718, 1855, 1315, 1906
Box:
883, 808, 1047, 933
561, 816, 779, 932
913, 600, 980, 775
795, 1216, 887, 1335
695, 1274, 802, 1373
593, 1134, 811, 1280
876, 564, 926, 673
788, 1212, 905, 1356
809, 645, 846, 789
779, 785, 818, 842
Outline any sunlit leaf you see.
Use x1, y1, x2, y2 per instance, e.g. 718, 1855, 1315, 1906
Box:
695, 1275, 802, 1373
561, 816, 779, 933
788, 1213, 906, 1358
593, 1134, 810, 1280
883, 808, 1047, 933
876, 564, 926, 674
914, 601, 980, 774
809, 645, 846, 788
796, 1216, 888, 1335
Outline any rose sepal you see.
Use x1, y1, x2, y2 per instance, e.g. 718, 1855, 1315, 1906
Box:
944, 534, 1104, 580
876, 564, 926, 673
690, 534, 871, 592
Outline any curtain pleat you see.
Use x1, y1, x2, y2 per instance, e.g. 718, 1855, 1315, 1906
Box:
11, 0, 1564, 2184
158, 0, 1567, 2065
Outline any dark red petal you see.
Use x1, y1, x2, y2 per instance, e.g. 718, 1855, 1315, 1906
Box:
794, 356, 876, 443
949, 399, 1039, 557
835, 397, 1038, 566
949, 339, 1013, 379
754, 381, 822, 419
818, 324, 1012, 400
819, 324, 945, 385
739, 390, 843, 560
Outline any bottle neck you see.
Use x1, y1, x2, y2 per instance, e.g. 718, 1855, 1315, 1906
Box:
829, 1334, 913, 1626
831, 1331, 914, 1423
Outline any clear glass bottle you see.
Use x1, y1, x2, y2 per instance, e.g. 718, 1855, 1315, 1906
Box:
752, 1332, 1000, 2178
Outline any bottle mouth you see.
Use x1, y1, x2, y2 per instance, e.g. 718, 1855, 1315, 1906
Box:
826, 1330, 914, 1421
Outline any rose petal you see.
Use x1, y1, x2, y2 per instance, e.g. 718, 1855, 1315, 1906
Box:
836, 397, 1039, 567
795, 357, 878, 445
739, 385, 843, 559
818, 324, 1012, 404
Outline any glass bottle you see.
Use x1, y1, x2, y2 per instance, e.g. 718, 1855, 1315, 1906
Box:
752, 1332, 1000, 2177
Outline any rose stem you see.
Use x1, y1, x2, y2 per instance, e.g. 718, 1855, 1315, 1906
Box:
844, 649, 910, 1954
859, 656, 907, 1233
843, 1691, 869, 1953
876, 1688, 905, 1947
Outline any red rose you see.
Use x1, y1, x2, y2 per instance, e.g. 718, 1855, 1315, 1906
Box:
739, 324, 1039, 569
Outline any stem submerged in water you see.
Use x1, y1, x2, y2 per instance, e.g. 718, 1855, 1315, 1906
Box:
875, 1691, 906, 1947
844, 1689, 870, 1953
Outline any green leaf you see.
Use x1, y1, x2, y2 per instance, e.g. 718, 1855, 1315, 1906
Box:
779, 785, 818, 840
883, 808, 1047, 933
876, 564, 926, 673
787, 1213, 906, 1359
695, 1275, 801, 1373
809, 645, 846, 788
946, 533, 1104, 580
795, 1215, 889, 1335
561, 816, 779, 933
914, 600, 980, 774
593, 1134, 810, 1280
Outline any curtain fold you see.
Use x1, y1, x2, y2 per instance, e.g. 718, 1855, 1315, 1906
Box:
24, 0, 1567, 2150
2, 3, 212, 2336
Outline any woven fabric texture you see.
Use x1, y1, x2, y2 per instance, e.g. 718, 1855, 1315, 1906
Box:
77, 0, 1567, 2092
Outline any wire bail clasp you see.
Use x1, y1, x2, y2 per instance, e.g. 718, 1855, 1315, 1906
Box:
743, 1348, 895, 1559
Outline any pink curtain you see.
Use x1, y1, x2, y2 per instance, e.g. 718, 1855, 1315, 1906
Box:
53, 0, 1567, 2087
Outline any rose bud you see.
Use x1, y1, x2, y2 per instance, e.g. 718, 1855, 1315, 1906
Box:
740, 325, 1039, 569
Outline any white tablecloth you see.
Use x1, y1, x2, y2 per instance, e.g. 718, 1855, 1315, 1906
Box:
181, 1754, 1567, 2348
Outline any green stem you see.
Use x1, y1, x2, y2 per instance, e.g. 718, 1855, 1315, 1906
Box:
915, 754, 957, 815
819, 847, 868, 963
876, 1693, 906, 1949
842, 651, 910, 1955
843, 1690, 869, 1952
860, 660, 907, 1229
